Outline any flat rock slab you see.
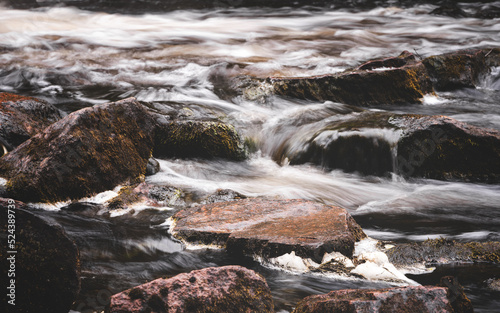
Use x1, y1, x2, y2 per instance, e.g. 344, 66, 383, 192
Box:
106, 265, 274, 313
172, 199, 365, 261
293, 276, 473, 313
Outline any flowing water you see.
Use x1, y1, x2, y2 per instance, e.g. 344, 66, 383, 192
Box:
1, 2, 500, 312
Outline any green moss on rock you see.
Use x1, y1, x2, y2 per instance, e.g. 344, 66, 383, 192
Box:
154, 120, 248, 161
0, 98, 155, 203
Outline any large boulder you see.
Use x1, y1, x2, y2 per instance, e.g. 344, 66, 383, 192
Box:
276, 111, 500, 182
0, 92, 62, 156
154, 120, 247, 161
0, 198, 81, 313
0, 97, 156, 203
268, 51, 433, 106
172, 199, 366, 261
292, 276, 473, 313
252, 49, 498, 106
106, 265, 274, 313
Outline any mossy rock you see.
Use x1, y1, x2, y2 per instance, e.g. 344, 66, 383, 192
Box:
422, 49, 489, 91
0, 198, 80, 313
386, 238, 500, 266
154, 120, 248, 161
0, 92, 62, 155
270, 61, 433, 106
0, 98, 155, 203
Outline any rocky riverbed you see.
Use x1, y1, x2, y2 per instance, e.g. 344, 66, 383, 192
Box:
1, 1, 500, 312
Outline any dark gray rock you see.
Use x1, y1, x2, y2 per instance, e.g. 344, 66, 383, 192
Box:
0, 198, 81, 313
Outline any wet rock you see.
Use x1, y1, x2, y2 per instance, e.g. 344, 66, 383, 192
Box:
154, 120, 247, 161
201, 188, 247, 204
106, 265, 274, 313
487, 278, 500, 292
395, 115, 500, 182
146, 157, 161, 176
0, 97, 155, 203
107, 182, 185, 210
387, 238, 500, 267
277, 111, 500, 182
268, 51, 433, 106
430, 3, 468, 18
422, 49, 489, 91
0, 198, 80, 313
172, 198, 366, 261
0, 92, 62, 155
292, 276, 473, 313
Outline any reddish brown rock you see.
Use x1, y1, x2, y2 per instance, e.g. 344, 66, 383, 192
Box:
106, 265, 274, 313
269, 51, 433, 106
422, 49, 489, 91
292, 276, 473, 313
0, 97, 155, 203
0, 92, 62, 155
172, 199, 366, 261
0, 198, 81, 313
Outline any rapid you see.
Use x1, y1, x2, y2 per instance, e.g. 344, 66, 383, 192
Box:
1, 2, 500, 312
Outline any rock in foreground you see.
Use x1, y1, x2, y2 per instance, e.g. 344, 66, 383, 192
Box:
172, 199, 366, 261
292, 276, 473, 313
0, 92, 62, 155
106, 265, 274, 313
0, 97, 155, 202
0, 198, 80, 313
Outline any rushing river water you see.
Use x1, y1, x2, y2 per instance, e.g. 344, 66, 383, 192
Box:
1, 2, 500, 312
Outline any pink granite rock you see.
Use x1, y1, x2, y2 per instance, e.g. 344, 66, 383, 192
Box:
106, 265, 274, 313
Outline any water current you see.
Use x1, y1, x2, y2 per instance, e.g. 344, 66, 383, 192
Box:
1, 2, 500, 312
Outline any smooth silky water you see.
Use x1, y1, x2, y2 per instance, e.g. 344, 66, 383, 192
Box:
1, 2, 500, 312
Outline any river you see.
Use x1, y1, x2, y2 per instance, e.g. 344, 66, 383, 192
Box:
1, 2, 500, 312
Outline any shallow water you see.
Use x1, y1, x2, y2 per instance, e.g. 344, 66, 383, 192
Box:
1, 2, 500, 312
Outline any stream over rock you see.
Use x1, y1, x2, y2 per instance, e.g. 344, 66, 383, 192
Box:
171, 198, 366, 262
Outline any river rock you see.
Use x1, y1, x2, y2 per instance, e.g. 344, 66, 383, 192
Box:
154, 120, 247, 161
256, 49, 498, 106
0, 198, 81, 313
387, 238, 500, 267
268, 51, 433, 106
422, 49, 489, 91
278, 111, 500, 182
106, 265, 274, 313
292, 276, 473, 313
172, 198, 366, 261
0, 92, 62, 156
0, 97, 155, 203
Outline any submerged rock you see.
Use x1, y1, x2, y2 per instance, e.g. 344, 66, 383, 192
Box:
107, 182, 185, 209
172, 198, 366, 261
292, 276, 473, 313
0, 198, 80, 313
0, 92, 62, 155
154, 120, 247, 161
106, 265, 274, 313
277, 111, 500, 182
0, 98, 155, 203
